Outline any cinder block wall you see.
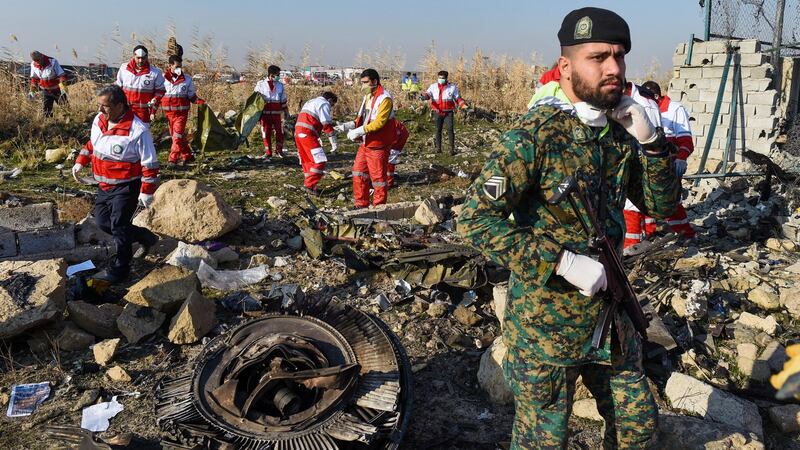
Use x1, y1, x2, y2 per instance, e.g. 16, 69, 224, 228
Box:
668, 39, 778, 160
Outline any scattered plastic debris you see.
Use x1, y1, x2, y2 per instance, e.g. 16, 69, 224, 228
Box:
6, 382, 50, 417
81, 396, 124, 432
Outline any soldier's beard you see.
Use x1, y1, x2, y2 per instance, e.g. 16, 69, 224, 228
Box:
572, 71, 623, 110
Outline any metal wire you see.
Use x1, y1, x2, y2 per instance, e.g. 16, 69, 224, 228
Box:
707, 0, 800, 56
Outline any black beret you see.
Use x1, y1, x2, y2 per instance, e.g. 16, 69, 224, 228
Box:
558, 7, 631, 54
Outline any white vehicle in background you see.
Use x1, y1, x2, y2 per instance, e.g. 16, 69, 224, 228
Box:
279, 70, 295, 84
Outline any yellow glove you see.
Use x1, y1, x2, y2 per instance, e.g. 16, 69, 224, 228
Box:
58, 82, 67, 94
771, 344, 800, 399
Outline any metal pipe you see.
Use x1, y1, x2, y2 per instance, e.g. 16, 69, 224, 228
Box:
685, 34, 695, 66
773, 0, 787, 89
704, 0, 712, 41
684, 171, 800, 180
722, 57, 741, 172
694, 50, 733, 186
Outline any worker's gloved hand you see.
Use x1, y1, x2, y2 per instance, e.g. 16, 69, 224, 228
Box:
328, 136, 338, 154
27, 91, 36, 100
58, 82, 68, 95
673, 158, 688, 178
388, 149, 401, 165
556, 249, 607, 297
347, 126, 365, 142
334, 121, 355, 133
71, 163, 83, 183
147, 99, 158, 109
138, 193, 154, 208
608, 96, 658, 144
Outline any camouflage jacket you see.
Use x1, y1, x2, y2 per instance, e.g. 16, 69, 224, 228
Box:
457, 104, 679, 366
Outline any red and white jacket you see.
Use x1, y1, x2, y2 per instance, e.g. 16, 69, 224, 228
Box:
424, 82, 466, 115
30, 55, 66, 92
254, 78, 287, 115
625, 82, 662, 128
295, 96, 335, 137
162, 70, 197, 113
116, 59, 165, 112
354, 85, 397, 150
76, 110, 159, 195
658, 96, 694, 160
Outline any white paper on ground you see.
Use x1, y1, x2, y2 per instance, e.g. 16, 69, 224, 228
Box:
6, 382, 50, 417
81, 395, 124, 432
66, 260, 96, 278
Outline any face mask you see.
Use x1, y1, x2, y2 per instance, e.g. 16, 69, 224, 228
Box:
438, 78, 447, 85
573, 102, 608, 127
272, 75, 280, 81
360, 83, 373, 94
173, 68, 182, 75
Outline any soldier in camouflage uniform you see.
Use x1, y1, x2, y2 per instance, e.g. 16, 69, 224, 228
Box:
457, 7, 680, 450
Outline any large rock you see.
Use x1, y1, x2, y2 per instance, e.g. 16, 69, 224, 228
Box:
736, 343, 770, 382
124, 265, 200, 313
116, 303, 166, 344
167, 291, 217, 344
132, 179, 241, 242
56, 323, 94, 351
665, 372, 763, 437
67, 301, 122, 338
735, 312, 779, 336
414, 198, 444, 225
768, 404, 800, 433
45, 148, 69, 163
747, 287, 780, 311
75, 215, 113, 245
93, 338, 121, 366
492, 283, 508, 326
656, 414, 764, 450
0, 259, 67, 339
572, 398, 603, 422
779, 286, 800, 317
477, 337, 512, 405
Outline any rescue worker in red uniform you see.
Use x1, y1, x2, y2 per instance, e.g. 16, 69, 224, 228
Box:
163, 55, 204, 167
29, 51, 68, 117
72, 85, 159, 283
294, 92, 338, 194
420, 70, 468, 154
338, 69, 396, 208
254, 65, 289, 158
622, 81, 696, 253
387, 119, 409, 188
115, 45, 165, 125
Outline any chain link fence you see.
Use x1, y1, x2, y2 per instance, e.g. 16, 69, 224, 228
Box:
707, 0, 800, 56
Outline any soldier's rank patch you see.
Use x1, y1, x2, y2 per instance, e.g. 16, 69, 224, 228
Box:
483, 176, 508, 201
574, 16, 592, 40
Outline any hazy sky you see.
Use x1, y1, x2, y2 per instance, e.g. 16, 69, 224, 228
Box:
1, 1, 704, 76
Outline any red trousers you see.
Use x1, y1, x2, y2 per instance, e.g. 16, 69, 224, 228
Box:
259, 114, 284, 155
295, 131, 325, 189
623, 204, 695, 248
166, 111, 192, 163
352, 146, 389, 208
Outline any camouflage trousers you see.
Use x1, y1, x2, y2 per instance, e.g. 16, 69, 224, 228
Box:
503, 349, 658, 450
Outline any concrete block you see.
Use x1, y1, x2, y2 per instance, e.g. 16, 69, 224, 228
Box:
741, 78, 772, 92
0, 231, 16, 258
748, 117, 778, 131
681, 90, 700, 103
673, 53, 687, 67
689, 53, 715, 66
0, 203, 55, 232
679, 67, 703, 79
675, 42, 687, 55
740, 53, 768, 67
17, 225, 75, 256
744, 65, 772, 79
699, 90, 720, 103
704, 40, 728, 54
702, 67, 725, 78
749, 139, 774, 153
737, 39, 761, 54
687, 102, 705, 114
747, 90, 778, 106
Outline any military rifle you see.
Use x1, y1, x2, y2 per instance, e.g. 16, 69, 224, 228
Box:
548, 176, 651, 348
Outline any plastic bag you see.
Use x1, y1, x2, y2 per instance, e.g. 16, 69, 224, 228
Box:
192, 103, 238, 154
196, 260, 270, 291
234, 91, 265, 143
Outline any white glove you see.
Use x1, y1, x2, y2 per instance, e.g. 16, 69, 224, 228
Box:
388, 149, 401, 165
673, 159, 687, 178
27, 91, 36, 100
334, 121, 356, 133
608, 96, 658, 144
138, 193, 154, 208
147, 99, 158, 109
71, 163, 83, 183
328, 136, 338, 153
556, 250, 607, 297
347, 126, 365, 142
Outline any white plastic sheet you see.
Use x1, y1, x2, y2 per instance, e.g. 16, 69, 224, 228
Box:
81, 395, 124, 432
197, 260, 270, 291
